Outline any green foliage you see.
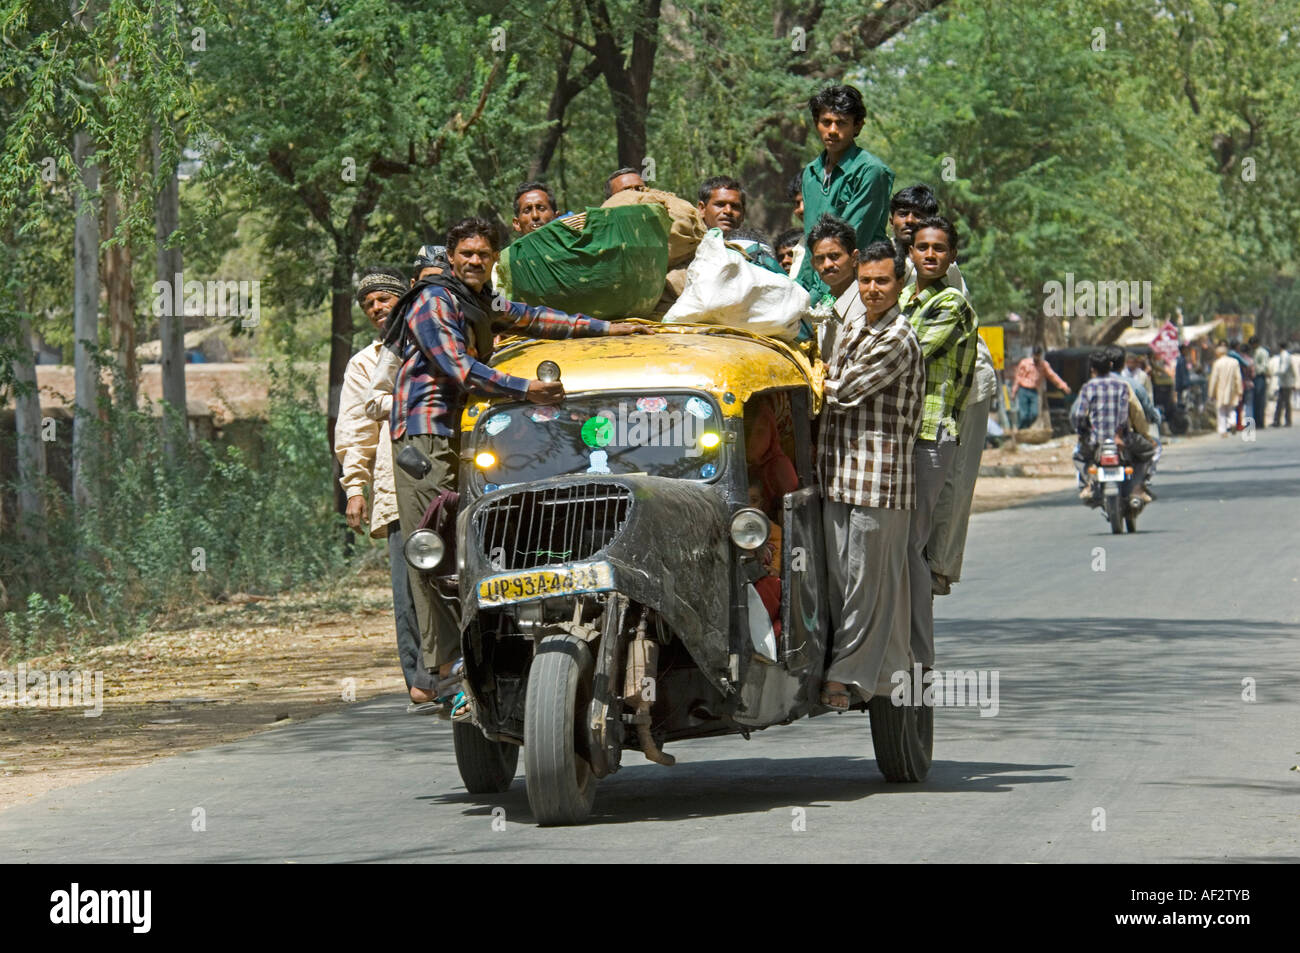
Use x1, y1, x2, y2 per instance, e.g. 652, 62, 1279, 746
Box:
0, 365, 351, 660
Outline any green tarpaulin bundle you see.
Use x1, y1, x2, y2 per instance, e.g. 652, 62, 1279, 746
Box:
498, 204, 670, 319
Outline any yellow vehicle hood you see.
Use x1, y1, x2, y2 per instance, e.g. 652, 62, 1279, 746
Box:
463, 324, 822, 429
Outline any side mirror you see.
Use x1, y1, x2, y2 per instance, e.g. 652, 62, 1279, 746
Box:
396, 444, 433, 480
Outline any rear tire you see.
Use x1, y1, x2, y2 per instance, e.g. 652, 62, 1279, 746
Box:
1107, 497, 1123, 534
524, 634, 597, 825
868, 694, 933, 782
452, 721, 518, 794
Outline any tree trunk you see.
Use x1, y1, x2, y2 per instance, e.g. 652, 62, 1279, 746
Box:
328, 254, 356, 522
12, 293, 48, 546
587, 0, 661, 170
102, 184, 137, 403
153, 124, 186, 445
72, 129, 100, 511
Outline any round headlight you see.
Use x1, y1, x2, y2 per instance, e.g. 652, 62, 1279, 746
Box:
403, 529, 445, 571
729, 508, 770, 551
536, 360, 561, 383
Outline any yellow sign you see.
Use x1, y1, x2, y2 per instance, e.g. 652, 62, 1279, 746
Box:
978, 326, 1005, 369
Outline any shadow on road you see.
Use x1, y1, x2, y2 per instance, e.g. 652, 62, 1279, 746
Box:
418, 756, 1072, 827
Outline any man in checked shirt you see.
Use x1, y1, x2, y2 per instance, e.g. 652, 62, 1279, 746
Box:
817, 241, 925, 711
898, 216, 978, 669
383, 217, 649, 704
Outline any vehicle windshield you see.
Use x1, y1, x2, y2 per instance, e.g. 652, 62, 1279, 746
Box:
471, 392, 724, 491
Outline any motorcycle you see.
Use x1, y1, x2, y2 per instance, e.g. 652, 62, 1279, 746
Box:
1083, 437, 1144, 534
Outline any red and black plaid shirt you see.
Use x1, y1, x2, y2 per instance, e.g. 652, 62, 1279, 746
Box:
391, 286, 609, 438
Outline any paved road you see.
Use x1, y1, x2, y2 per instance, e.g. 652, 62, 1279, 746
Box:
3, 428, 1297, 862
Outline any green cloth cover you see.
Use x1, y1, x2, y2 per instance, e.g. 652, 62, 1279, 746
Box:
499, 204, 670, 319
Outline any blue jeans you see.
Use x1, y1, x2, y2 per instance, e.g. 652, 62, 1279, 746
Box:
1016, 389, 1039, 428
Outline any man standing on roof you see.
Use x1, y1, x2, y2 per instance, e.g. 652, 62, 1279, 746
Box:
795, 85, 894, 299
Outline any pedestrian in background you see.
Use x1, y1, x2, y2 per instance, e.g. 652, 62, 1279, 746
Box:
1010, 345, 1069, 429
1271, 342, 1294, 427
1208, 343, 1243, 437
1251, 336, 1269, 429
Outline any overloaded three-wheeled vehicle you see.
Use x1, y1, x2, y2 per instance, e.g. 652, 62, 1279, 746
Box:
399, 324, 932, 825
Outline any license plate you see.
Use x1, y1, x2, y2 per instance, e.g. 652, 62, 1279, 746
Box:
477, 562, 614, 607
1098, 467, 1124, 481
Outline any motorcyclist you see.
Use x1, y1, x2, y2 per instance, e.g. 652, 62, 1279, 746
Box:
1071, 349, 1151, 504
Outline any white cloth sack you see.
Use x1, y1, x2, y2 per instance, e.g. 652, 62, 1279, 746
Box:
662, 229, 808, 342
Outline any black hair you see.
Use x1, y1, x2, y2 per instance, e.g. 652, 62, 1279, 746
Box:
727, 226, 771, 246
855, 240, 906, 280
513, 180, 557, 216
605, 167, 640, 198
786, 174, 802, 201
1104, 344, 1125, 373
775, 228, 803, 252
445, 217, 500, 254
807, 213, 857, 255
808, 84, 866, 125
914, 214, 959, 250
890, 184, 939, 217
698, 175, 746, 209
411, 244, 447, 270
1032, 344, 1045, 356
1089, 350, 1112, 375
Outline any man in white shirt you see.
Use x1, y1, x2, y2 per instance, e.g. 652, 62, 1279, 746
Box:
807, 214, 862, 358
1271, 342, 1294, 427
335, 265, 436, 706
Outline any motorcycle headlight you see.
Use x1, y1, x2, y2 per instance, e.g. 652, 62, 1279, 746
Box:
403, 529, 445, 571
729, 508, 770, 551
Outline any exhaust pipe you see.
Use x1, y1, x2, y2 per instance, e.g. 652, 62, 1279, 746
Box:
623, 614, 675, 766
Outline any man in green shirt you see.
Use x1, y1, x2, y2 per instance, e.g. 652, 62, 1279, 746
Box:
897, 215, 978, 669
796, 85, 894, 298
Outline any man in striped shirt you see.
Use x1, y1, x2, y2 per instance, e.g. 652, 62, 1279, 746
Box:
816, 241, 925, 710
387, 217, 648, 702
898, 216, 978, 668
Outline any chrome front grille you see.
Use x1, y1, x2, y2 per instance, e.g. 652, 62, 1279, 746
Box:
475, 483, 632, 571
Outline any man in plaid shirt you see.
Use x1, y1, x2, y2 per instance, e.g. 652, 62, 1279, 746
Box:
1071, 349, 1149, 500
898, 216, 977, 667
387, 217, 648, 702
816, 241, 925, 710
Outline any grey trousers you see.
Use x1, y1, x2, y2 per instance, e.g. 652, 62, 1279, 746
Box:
392, 433, 462, 671
909, 433, 957, 666
928, 396, 991, 583
822, 501, 912, 703
387, 521, 435, 693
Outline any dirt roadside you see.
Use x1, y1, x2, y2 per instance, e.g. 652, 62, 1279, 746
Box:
0, 430, 1219, 810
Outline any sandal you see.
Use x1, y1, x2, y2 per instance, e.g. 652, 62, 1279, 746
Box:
820, 682, 852, 711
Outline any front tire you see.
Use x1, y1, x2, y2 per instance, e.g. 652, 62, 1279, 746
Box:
868, 695, 933, 782
452, 721, 518, 794
524, 634, 597, 825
